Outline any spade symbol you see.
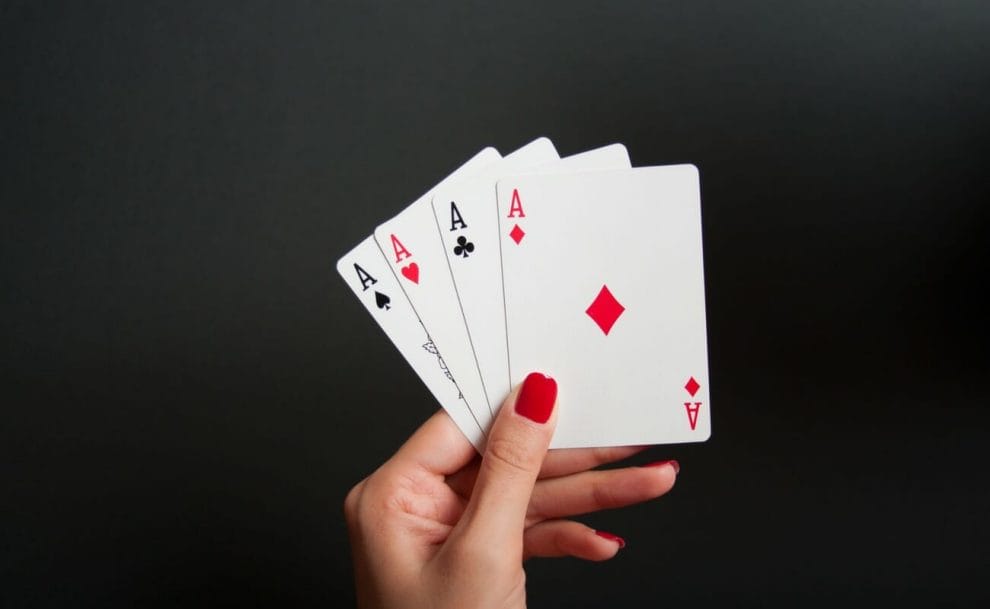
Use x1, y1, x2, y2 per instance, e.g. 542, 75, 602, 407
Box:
453, 235, 475, 258
374, 291, 391, 310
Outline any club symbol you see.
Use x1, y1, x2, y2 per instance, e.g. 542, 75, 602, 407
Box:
453, 235, 475, 258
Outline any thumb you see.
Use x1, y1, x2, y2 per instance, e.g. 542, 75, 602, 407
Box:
455, 371, 558, 547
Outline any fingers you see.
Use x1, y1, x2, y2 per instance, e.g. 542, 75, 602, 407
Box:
444, 445, 649, 499
523, 519, 624, 561
539, 445, 648, 478
452, 372, 558, 548
388, 409, 477, 476
526, 461, 679, 525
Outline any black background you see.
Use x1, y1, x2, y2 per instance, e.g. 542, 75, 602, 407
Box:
3, 1, 989, 607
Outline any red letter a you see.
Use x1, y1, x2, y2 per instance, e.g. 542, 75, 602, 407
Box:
684, 402, 701, 431
390, 234, 412, 263
507, 189, 525, 218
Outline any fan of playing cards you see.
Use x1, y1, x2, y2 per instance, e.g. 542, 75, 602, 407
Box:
337, 138, 710, 449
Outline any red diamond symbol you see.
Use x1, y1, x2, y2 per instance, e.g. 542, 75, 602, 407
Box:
585, 285, 625, 335
509, 224, 525, 244
685, 376, 700, 397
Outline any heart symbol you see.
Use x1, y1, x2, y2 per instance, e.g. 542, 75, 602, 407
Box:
401, 262, 419, 284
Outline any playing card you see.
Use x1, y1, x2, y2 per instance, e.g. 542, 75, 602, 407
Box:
429, 137, 565, 413
374, 147, 504, 433
497, 165, 710, 448
436, 143, 631, 413
335, 236, 484, 448
336, 147, 501, 446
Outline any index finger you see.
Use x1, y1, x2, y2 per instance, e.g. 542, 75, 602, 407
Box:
444, 445, 648, 499
389, 409, 478, 476
539, 445, 648, 478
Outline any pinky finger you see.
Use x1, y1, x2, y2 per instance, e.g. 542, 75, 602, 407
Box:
523, 519, 625, 561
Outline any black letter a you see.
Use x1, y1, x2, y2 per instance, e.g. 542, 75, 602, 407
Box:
353, 263, 377, 291
450, 201, 467, 231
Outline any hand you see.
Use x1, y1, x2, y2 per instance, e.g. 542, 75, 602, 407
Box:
344, 372, 679, 609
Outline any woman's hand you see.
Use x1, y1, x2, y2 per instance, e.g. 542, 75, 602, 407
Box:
345, 372, 679, 609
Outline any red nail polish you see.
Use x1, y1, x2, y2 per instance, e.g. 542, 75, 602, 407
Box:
595, 530, 626, 548
643, 459, 680, 474
514, 372, 557, 423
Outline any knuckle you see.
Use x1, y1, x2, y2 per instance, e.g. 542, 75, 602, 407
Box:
343, 480, 366, 524
591, 479, 619, 509
484, 436, 539, 479
593, 446, 630, 466
551, 527, 572, 556
592, 446, 613, 465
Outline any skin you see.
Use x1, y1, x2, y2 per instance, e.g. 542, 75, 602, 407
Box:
344, 378, 678, 609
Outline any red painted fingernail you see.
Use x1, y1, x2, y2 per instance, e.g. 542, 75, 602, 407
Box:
514, 372, 557, 424
595, 530, 626, 548
643, 460, 680, 474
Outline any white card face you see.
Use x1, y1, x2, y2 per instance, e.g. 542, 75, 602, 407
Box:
438, 143, 632, 413
374, 147, 503, 433
497, 165, 711, 448
538, 143, 629, 171
429, 137, 563, 412
335, 236, 484, 449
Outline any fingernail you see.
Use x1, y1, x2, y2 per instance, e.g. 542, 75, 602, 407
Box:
514, 372, 557, 424
643, 459, 680, 474
595, 530, 626, 548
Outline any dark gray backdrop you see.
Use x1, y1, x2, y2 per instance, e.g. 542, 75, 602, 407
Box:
3, 1, 988, 607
